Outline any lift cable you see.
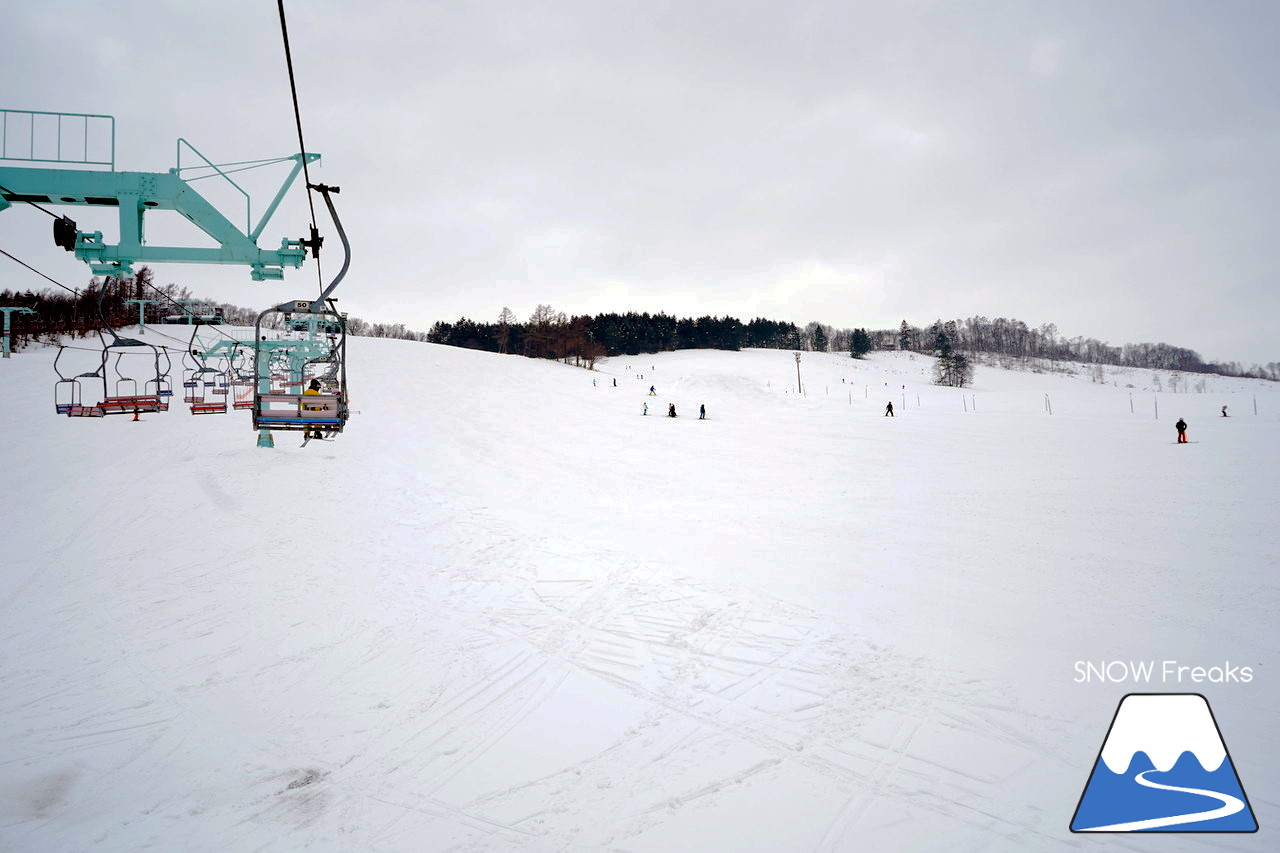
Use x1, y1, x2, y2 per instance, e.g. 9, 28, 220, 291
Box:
0, 247, 80, 296
276, 0, 325, 300
0, 244, 270, 353
0, 191, 243, 341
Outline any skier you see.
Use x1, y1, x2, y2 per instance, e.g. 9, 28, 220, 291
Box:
613, 377, 617, 387
668, 403, 677, 418
885, 401, 894, 417
1222, 405, 1229, 417
643, 402, 648, 416
699, 403, 706, 420
303, 378, 324, 441
1176, 417, 1188, 443
649, 385, 657, 396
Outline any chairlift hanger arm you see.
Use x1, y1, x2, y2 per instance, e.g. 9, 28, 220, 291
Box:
0, 151, 319, 281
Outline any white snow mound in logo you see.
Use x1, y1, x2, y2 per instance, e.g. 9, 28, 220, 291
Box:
1100, 694, 1226, 774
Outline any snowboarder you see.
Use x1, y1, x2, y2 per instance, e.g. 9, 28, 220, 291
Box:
649, 385, 657, 396
1176, 417, 1188, 443
668, 403, 677, 418
1221, 405, 1228, 417
885, 401, 894, 417
643, 402, 648, 416
613, 378, 617, 387
699, 404, 706, 420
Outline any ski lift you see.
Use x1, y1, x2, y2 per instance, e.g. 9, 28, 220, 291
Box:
111, 351, 138, 397
250, 183, 350, 447
288, 314, 342, 335
55, 283, 168, 417
145, 348, 174, 400
180, 328, 225, 413
252, 301, 348, 438
188, 364, 226, 414
67, 360, 107, 417
210, 365, 230, 395
231, 374, 254, 409
53, 345, 85, 414
96, 337, 165, 415
223, 348, 255, 409
181, 348, 201, 401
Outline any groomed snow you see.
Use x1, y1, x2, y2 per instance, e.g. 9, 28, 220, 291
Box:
1, 334, 1276, 851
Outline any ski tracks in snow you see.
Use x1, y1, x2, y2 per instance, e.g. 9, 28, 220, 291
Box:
312, 514, 944, 848
392, 539, 950, 848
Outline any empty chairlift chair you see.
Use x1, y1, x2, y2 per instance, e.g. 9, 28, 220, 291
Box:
145, 349, 174, 404
97, 349, 164, 415
230, 373, 255, 410
52, 346, 88, 415
189, 367, 227, 415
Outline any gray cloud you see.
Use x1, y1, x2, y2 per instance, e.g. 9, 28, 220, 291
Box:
4, 0, 1277, 365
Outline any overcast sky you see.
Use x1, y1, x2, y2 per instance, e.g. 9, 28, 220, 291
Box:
4, 1, 1278, 366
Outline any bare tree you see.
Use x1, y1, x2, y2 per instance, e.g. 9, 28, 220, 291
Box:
497, 306, 516, 354
525, 304, 559, 358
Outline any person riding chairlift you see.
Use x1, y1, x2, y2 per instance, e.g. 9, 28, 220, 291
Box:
303, 378, 324, 440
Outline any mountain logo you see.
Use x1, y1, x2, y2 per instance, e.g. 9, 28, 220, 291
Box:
1070, 693, 1258, 832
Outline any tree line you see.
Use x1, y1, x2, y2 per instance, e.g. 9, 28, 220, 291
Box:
0, 267, 437, 352
5, 275, 1273, 382
427, 307, 828, 367
426, 307, 1277, 384
898, 317, 1277, 381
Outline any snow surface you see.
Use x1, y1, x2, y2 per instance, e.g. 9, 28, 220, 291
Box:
2, 334, 1277, 852
1099, 695, 1225, 774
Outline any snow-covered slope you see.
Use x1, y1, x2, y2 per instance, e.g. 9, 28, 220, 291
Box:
1, 337, 1276, 852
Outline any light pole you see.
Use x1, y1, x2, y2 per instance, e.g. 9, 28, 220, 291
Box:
794, 351, 803, 394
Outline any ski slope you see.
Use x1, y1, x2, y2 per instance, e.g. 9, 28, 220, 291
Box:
1, 336, 1276, 852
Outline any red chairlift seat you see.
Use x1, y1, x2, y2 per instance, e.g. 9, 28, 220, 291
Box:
99, 395, 164, 415
231, 380, 254, 409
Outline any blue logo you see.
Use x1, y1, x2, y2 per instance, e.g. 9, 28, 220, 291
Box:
1071, 693, 1257, 832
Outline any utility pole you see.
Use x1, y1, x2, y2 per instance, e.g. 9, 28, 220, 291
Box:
794, 352, 803, 394
123, 298, 160, 333
0, 306, 36, 358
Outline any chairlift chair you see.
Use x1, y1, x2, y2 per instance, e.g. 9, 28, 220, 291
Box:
188, 366, 226, 414
147, 351, 173, 400
97, 343, 164, 415
252, 301, 348, 437
53, 346, 83, 414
